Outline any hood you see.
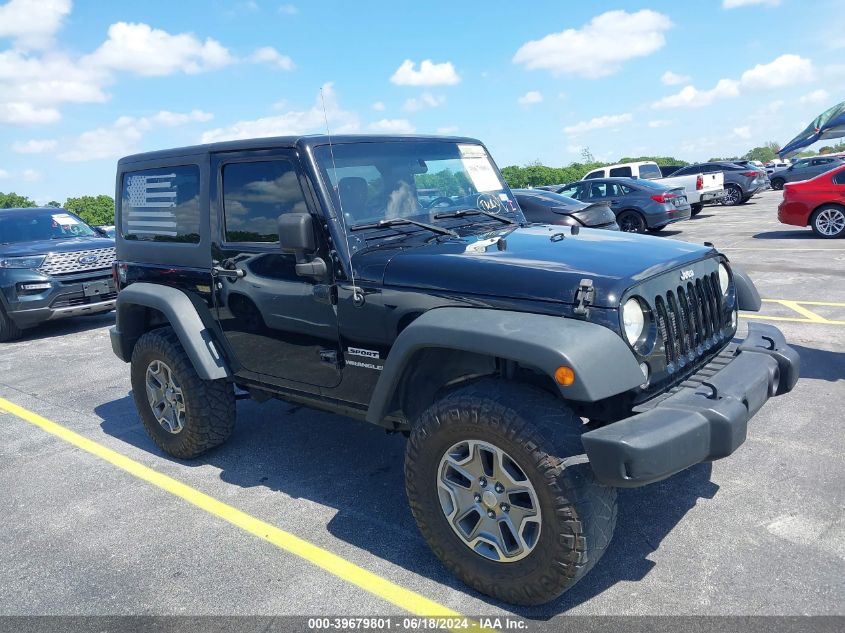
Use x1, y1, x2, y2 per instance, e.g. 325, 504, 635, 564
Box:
0, 236, 115, 257
371, 225, 715, 308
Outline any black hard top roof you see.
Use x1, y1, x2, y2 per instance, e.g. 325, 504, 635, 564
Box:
117, 134, 483, 166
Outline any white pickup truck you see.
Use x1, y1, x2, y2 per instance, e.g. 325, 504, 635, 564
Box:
582, 161, 724, 216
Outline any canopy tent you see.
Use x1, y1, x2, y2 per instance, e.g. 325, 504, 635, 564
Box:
779, 100, 845, 158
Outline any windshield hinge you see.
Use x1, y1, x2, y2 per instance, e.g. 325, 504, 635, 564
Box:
573, 278, 595, 317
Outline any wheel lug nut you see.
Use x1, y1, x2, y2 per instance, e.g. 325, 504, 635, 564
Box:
479, 477, 487, 488
487, 510, 495, 519
474, 493, 481, 503
500, 503, 509, 512
495, 483, 504, 493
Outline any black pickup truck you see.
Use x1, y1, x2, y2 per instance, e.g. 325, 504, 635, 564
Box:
0, 207, 116, 342
108, 135, 799, 605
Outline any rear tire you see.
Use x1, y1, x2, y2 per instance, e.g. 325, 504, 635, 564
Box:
810, 205, 845, 239
771, 178, 785, 191
405, 380, 617, 606
720, 184, 743, 206
617, 210, 647, 233
131, 327, 235, 458
0, 305, 24, 343
690, 203, 703, 217
739, 195, 752, 204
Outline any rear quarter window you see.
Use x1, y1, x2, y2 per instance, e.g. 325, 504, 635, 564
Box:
609, 166, 632, 177
120, 165, 200, 243
583, 170, 604, 179
638, 164, 662, 180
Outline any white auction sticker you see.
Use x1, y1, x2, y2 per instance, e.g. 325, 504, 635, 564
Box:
458, 144, 503, 193
51, 213, 81, 226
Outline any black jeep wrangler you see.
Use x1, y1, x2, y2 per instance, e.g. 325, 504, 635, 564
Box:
1, 207, 116, 342
109, 135, 799, 605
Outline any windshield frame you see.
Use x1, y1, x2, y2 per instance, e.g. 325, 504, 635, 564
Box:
310, 140, 524, 237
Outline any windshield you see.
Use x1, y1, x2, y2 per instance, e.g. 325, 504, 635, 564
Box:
0, 209, 97, 244
313, 141, 521, 230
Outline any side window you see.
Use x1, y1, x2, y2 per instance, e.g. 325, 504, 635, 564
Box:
587, 183, 607, 198
222, 160, 308, 243
558, 184, 580, 199
619, 184, 634, 194
121, 165, 201, 243
609, 166, 632, 177
833, 170, 845, 185
584, 171, 603, 179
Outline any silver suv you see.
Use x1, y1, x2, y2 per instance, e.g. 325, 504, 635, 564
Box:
770, 156, 844, 190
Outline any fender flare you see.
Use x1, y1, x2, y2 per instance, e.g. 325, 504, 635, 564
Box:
110, 283, 230, 380
365, 307, 645, 425
731, 265, 761, 312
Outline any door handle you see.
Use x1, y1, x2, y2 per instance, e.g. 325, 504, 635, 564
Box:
212, 265, 246, 279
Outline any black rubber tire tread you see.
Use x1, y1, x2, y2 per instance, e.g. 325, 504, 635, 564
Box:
131, 327, 235, 458
810, 205, 845, 239
771, 178, 785, 191
690, 203, 703, 217
405, 379, 617, 606
0, 304, 24, 343
617, 209, 646, 234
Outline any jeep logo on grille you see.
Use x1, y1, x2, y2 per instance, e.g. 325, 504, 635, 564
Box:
78, 255, 99, 265
680, 269, 694, 281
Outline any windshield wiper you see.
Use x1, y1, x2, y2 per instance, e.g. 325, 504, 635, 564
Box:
433, 208, 517, 225
350, 218, 458, 237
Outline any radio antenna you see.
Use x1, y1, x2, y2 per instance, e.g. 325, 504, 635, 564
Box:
320, 86, 362, 305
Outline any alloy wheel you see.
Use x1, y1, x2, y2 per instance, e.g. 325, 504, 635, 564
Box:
721, 186, 741, 206
145, 359, 186, 434
437, 439, 542, 563
815, 208, 845, 237
618, 212, 645, 233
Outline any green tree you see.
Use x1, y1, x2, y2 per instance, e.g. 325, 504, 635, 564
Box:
64, 195, 115, 226
0, 191, 37, 208
743, 143, 779, 163
46, 200, 62, 208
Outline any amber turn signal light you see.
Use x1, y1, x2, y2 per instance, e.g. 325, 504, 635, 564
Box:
554, 366, 575, 386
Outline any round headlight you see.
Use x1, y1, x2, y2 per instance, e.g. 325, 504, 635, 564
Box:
718, 263, 730, 296
622, 298, 645, 346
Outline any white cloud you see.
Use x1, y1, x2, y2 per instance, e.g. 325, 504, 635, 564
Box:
369, 118, 416, 134
278, 4, 298, 14
740, 54, 814, 89
436, 126, 459, 134
249, 46, 295, 71
733, 126, 752, 140
390, 59, 460, 86
723, 0, 780, 8
564, 112, 632, 135
371, 101, 385, 111
201, 83, 359, 143
513, 10, 672, 78
654, 54, 814, 110
0, 0, 71, 49
11, 139, 58, 153
517, 90, 543, 105
647, 119, 672, 128
84, 22, 234, 76
0, 169, 9, 179
799, 88, 830, 105
0, 102, 61, 124
403, 92, 445, 112
661, 70, 690, 86
59, 109, 214, 161
21, 168, 41, 181
652, 79, 740, 108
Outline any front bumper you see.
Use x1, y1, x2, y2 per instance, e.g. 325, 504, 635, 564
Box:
581, 322, 799, 487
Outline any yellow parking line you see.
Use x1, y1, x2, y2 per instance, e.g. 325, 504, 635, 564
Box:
775, 300, 828, 323
742, 313, 845, 325
763, 299, 845, 308
0, 396, 473, 621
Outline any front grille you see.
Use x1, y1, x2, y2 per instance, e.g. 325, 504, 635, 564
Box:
38, 247, 116, 276
51, 292, 118, 309
654, 271, 726, 372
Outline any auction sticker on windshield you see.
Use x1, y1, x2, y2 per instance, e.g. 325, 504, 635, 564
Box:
458, 144, 503, 193
51, 213, 81, 228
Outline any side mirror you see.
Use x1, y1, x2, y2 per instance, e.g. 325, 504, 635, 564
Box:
277, 213, 327, 279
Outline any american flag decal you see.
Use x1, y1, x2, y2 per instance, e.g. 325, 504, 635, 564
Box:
125, 173, 178, 237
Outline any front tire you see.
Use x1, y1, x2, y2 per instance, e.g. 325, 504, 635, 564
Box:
0, 305, 24, 343
810, 205, 845, 238
771, 178, 785, 191
720, 184, 743, 206
131, 327, 235, 458
405, 380, 617, 606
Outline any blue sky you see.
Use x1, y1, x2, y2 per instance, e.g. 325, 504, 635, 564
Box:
0, 0, 840, 203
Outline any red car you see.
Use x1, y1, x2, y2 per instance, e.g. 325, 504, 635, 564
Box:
778, 163, 845, 238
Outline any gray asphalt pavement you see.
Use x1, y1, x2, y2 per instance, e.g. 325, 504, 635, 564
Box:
0, 189, 842, 621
